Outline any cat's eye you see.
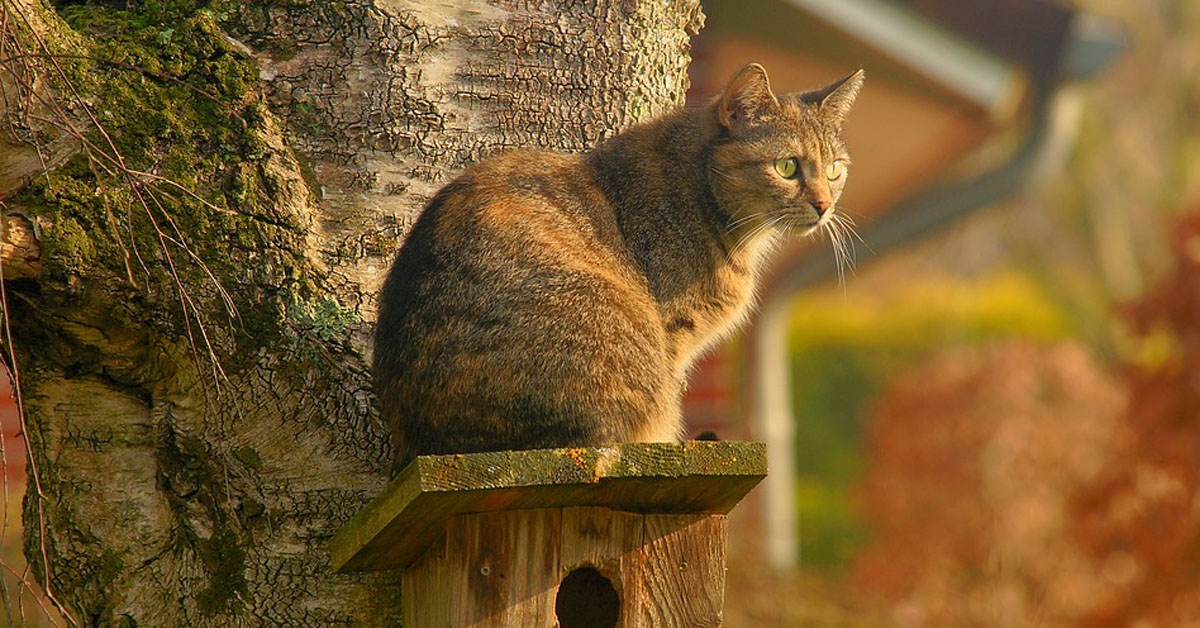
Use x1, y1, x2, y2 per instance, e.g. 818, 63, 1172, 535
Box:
826, 160, 845, 180
774, 157, 799, 179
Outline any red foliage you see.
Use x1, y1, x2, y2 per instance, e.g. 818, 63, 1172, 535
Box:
854, 342, 1125, 626
1070, 213, 1200, 627
854, 212, 1200, 627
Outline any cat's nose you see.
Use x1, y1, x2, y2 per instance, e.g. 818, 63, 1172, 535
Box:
812, 198, 832, 217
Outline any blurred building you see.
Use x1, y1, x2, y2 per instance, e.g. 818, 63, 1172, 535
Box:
682, 0, 1124, 569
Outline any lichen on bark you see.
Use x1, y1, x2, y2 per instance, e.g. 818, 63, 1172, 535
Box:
3, 0, 703, 624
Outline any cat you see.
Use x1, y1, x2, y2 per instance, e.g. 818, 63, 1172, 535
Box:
373, 63, 863, 469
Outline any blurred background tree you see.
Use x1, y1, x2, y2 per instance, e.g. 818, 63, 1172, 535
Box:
1069, 211, 1200, 627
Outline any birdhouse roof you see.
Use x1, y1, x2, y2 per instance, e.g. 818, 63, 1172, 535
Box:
330, 441, 766, 573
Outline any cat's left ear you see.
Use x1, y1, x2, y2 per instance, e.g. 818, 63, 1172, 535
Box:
810, 68, 865, 127
718, 63, 780, 131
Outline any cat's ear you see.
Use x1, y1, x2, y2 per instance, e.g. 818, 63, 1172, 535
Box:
718, 63, 779, 131
810, 68, 865, 127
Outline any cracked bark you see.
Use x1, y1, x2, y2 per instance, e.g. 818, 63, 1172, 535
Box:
1, 0, 703, 625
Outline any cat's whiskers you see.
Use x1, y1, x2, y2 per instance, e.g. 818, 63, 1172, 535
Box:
719, 195, 759, 230
821, 212, 862, 288
730, 218, 770, 254
710, 169, 788, 249
831, 205, 871, 226
708, 166, 740, 183
726, 210, 766, 232
825, 221, 845, 287
836, 216, 856, 270
834, 211, 867, 265
722, 202, 780, 262
833, 208, 873, 255
831, 209, 860, 235
729, 213, 786, 258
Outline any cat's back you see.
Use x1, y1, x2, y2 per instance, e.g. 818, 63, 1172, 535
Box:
405, 149, 624, 260
376, 148, 614, 340
377, 147, 649, 345
374, 147, 667, 463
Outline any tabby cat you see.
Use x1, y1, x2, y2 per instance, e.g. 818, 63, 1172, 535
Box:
374, 63, 863, 469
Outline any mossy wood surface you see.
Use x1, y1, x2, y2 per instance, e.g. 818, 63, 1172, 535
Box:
331, 441, 765, 573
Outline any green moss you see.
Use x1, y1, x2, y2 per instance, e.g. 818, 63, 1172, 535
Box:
17, 0, 328, 358
289, 295, 357, 343
13, 1, 342, 619
194, 523, 248, 616
234, 445, 262, 470
43, 216, 99, 273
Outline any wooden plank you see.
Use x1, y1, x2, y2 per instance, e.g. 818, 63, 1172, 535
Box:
632, 514, 726, 628
402, 509, 562, 628
559, 506, 645, 627
400, 527, 450, 627
331, 441, 765, 573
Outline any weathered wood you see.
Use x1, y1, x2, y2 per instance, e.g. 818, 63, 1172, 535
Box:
0, 213, 40, 280
559, 507, 726, 628
0, 137, 80, 202
559, 506, 644, 617
402, 509, 563, 628
634, 514, 726, 627
398, 507, 729, 628
330, 441, 766, 573
0, 18, 83, 204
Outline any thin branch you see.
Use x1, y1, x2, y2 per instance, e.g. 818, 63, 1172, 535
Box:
0, 558, 63, 628
0, 52, 247, 129
6, 2, 238, 387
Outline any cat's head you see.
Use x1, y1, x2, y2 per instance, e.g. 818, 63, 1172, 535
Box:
708, 63, 863, 245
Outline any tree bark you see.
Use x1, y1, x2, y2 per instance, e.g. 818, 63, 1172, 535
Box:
0, 213, 40, 280
0, 0, 702, 625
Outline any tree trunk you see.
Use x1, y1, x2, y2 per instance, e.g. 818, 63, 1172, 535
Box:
0, 0, 703, 624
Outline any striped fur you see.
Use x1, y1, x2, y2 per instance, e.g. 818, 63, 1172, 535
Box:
374, 64, 863, 468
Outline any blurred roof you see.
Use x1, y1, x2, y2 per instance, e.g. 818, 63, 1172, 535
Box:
901, 0, 1074, 86
698, 0, 1083, 120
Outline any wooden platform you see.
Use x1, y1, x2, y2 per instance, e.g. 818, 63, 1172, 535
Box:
330, 441, 767, 573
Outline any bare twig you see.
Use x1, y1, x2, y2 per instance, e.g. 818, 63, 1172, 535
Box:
0, 52, 248, 128
0, 1, 261, 624
0, 559, 63, 627
5, 0, 239, 383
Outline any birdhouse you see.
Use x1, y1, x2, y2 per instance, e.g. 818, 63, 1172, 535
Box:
330, 441, 766, 627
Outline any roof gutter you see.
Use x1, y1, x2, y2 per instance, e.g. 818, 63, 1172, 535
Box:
769, 4, 1129, 301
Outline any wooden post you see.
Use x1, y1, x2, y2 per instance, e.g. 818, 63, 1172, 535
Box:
331, 441, 766, 627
